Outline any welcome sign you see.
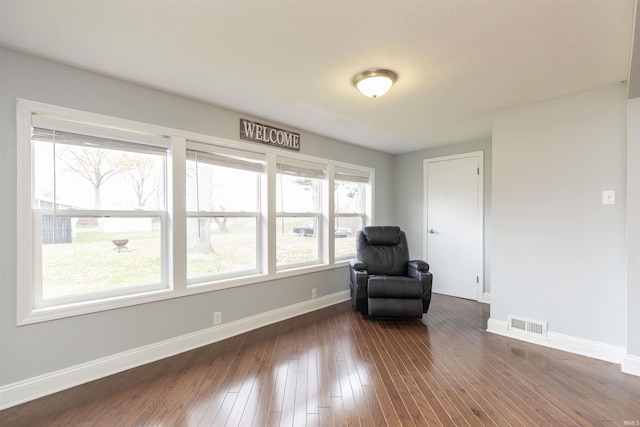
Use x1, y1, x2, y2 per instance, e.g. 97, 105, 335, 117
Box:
240, 118, 300, 151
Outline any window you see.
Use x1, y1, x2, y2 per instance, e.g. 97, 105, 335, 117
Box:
334, 167, 370, 259
186, 143, 264, 283
30, 117, 168, 308
17, 100, 374, 324
276, 159, 325, 268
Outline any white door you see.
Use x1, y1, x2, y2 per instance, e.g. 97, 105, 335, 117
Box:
424, 152, 483, 300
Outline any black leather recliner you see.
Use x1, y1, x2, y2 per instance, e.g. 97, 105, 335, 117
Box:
349, 226, 433, 318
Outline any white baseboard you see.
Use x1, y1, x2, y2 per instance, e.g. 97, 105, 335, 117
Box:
486, 318, 626, 365
480, 292, 491, 304
0, 290, 350, 411
622, 353, 640, 377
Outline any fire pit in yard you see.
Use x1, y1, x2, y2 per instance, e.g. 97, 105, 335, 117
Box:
112, 239, 129, 253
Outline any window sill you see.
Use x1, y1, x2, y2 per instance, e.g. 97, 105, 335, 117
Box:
18, 262, 351, 326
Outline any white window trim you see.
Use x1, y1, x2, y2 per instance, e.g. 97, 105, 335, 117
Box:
185, 142, 264, 284
185, 212, 261, 284
16, 99, 375, 325
275, 156, 327, 270
275, 213, 323, 270
333, 166, 371, 261
333, 213, 365, 261
32, 210, 168, 308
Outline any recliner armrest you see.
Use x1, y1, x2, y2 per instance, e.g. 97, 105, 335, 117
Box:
349, 259, 370, 313
407, 260, 430, 274
349, 259, 367, 272
349, 259, 369, 291
406, 260, 433, 313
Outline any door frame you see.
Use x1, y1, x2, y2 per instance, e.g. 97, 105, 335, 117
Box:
423, 151, 485, 302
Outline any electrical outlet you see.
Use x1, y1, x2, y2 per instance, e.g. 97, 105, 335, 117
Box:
213, 311, 222, 326
312, 288, 317, 299
602, 190, 616, 205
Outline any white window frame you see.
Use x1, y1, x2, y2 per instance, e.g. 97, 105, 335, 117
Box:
185, 141, 264, 285
16, 99, 375, 325
30, 122, 170, 308
33, 211, 168, 308
333, 166, 372, 261
17, 100, 172, 324
275, 157, 326, 270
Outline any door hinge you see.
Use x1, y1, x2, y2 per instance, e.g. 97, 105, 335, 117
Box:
476, 276, 479, 283
477, 167, 480, 175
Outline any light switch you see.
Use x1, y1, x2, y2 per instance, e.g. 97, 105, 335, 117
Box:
602, 190, 616, 205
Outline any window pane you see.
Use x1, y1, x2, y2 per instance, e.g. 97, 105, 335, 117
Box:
277, 217, 319, 266
335, 180, 365, 214
33, 139, 165, 211
276, 165, 322, 267
335, 216, 362, 259
186, 157, 259, 213
187, 217, 257, 279
335, 179, 365, 259
41, 216, 162, 300
276, 173, 321, 213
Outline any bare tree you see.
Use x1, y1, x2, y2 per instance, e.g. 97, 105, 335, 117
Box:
186, 160, 233, 253
187, 162, 215, 254
188, 217, 213, 253
335, 181, 360, 209
294, 178, 320, 210
59, 147, 118, 209
118, 155, 158, 208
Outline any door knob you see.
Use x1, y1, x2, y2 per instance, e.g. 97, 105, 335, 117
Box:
429, 229, 436, 234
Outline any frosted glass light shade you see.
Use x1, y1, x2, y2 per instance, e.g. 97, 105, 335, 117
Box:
353, 69, 398, 98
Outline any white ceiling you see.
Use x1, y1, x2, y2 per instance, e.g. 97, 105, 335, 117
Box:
0, 0, 636, 154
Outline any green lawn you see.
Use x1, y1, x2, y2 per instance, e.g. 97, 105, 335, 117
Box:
42, 219, 356, 299
42, 227, 162, 299
188, 220, 257, 278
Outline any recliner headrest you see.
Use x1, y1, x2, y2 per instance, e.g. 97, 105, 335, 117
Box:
363, 226, 402, 246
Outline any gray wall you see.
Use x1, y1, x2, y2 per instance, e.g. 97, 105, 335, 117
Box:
1, 45, 635, 393
491, 84, 627, 345
0, 48, 394, 385
393, 140, 492, 293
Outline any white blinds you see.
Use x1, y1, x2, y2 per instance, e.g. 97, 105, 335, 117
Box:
335, 166, 370, 183
277, 160, 326, 179
186, 149, 265, 172
32, 128, 168, 155
32, 113, 169, 150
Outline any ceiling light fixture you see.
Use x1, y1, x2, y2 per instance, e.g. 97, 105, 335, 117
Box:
352, 68, 398, 98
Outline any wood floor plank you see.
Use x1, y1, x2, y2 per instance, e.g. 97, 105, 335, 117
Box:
337, 327, 375, 424
390, 322, 476, 426
391, 327, 473, 426
318, 406, 333, 427
401, 326, 517, 426
227, 329, 277, 426
351, 315, 403, 426
362, 385, 391, 427
266, 338, 292, 418
2, 294, 640, 427
194, 337, 250, 425
358, 318, 414, 425
249, 323, 287, 425
399, 330, 503, 426
277, 358, 298, 426
306, 412, 319, 427
336, 358, 363, 426
330, 395, 348, 427
373, 322, 448, 426
305, 347, 320, 417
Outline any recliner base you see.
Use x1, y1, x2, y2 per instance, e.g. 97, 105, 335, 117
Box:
368, 297, 423, 318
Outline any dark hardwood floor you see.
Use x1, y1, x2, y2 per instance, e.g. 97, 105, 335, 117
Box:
2, 293, 639, 426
